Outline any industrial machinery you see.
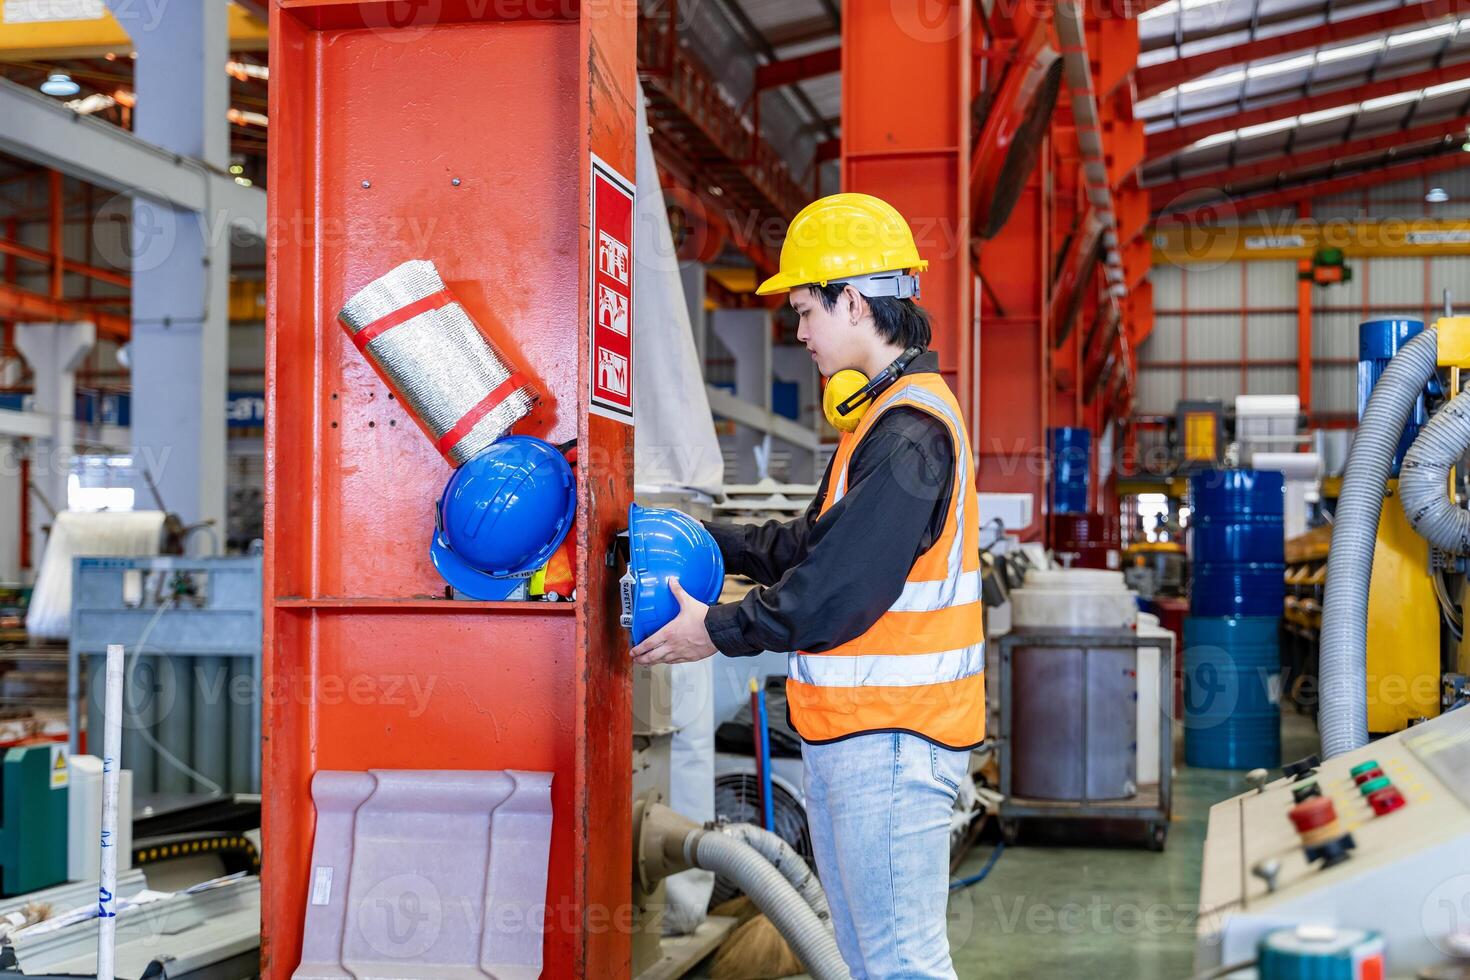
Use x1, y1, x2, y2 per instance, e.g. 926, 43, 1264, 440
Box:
1199, 311, 1470, 976
1194, 706, 1470, 977
1358, 320, 1441, 734
68, 556, 262, 796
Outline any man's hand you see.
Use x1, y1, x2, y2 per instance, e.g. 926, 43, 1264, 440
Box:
631, 578, 718, 666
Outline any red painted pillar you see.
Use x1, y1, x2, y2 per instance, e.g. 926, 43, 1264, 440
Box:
841, 0, 974, 428
1297, 201, 1313, 413
264, 3, 636, 976
977, 149, 1050, 539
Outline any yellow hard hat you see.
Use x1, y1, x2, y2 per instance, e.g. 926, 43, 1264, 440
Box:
756, 193, 929, 296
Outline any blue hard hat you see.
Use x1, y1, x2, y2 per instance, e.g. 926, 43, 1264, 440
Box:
430, 436, 576, 598
621, 504, 725, 645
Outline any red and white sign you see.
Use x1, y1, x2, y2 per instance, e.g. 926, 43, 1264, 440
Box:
590, 156, 634, 424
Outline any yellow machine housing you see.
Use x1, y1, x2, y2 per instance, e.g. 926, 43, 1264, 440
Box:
1368, 480, 1441, 732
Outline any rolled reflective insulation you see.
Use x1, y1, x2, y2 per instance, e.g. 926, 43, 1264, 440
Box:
338, 259, 538, 466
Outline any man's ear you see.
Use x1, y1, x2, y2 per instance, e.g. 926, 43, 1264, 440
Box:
844, 284, 866, 324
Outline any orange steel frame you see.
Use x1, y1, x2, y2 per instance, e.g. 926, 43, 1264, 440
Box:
841, 0, 973, 424
263, 2, 636, 976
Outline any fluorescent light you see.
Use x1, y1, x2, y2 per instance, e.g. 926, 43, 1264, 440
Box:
1190, 131, 1238, 149
1388, 23, 1458, 46
1317, 39, 1383, 63
1248, 54, 1316, 79
1424, 77, 1470, 98
1179, 68, 1246, 94
1298, 104, 1359, 125
39, 72, 79, 97
1236, 118, 1298, 139
1427, 187, 1450, 203
1360, 91, 1420, 111
1140, 0, 1179, 17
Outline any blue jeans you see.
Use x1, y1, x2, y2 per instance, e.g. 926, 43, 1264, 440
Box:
803, 732, 969, 979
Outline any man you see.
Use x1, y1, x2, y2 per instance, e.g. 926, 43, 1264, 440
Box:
631, 192, 983, 979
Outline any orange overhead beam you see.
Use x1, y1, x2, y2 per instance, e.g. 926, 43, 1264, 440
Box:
0, 283, 128, 340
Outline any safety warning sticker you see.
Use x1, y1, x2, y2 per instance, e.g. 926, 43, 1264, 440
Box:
590, 154, 635, 425
50, 744, 67, 789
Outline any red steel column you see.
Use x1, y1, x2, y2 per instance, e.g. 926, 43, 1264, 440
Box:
1297, 201, 1313, 413
841, 1, 973, 426
976, 145, 1049, 539
265, 3, 636, 976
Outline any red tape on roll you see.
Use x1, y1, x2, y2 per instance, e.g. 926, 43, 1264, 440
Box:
345, 288, 455, 350
435, 372, 527, 459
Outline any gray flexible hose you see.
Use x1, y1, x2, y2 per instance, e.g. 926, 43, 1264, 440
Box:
689, 830, 850, 980
718, 822, 831, 925
1400, 385, 1470, 554
1320, 327, 1439, 758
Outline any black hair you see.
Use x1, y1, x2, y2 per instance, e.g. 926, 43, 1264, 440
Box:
809, 283, 932, 351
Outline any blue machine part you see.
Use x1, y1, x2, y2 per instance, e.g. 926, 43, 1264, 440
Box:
1358, 318, 1429, 476
430, 436, 576, 599
1258, 926, 1384, 980
1190, 469, 1285, 618
1048, 427, 1091, 514
620, 504, 725, 645
1183, 616, 1282, 770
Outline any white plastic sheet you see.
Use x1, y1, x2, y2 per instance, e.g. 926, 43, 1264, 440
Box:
632, 86, 721, 931
26, 511, 165, 641
632, 86, 724, 496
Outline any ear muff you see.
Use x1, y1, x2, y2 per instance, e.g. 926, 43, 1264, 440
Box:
823, 369, 871, 432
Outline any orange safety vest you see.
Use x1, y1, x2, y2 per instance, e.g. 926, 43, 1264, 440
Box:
787, 371, 985, 750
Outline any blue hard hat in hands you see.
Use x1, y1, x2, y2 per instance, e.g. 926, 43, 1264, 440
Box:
430, 436, 576, 598
620, 504, 725, 645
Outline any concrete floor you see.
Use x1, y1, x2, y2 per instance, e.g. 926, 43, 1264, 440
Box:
944, 708, 1320, 980
689, 709, 1319, 980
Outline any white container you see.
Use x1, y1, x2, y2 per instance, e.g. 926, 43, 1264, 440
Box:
1010, 568, 1137, 632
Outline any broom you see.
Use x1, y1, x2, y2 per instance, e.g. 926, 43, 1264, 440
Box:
708, 897, 806, 980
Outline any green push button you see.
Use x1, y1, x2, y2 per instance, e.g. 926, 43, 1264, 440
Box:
1350, 760, 1380, 778
1359, 776, 1391, 795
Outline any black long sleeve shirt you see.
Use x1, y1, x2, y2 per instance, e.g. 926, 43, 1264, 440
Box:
703, 352, 956, 656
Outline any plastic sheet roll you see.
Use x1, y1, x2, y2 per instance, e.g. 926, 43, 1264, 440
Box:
26, 511, 165, 641
338, 260, 538, 466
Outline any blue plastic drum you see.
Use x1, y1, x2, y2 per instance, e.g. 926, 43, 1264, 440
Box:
1190, 469, 1284, 618
1048, 427, 1091, 515
1182, 616, 1282, 770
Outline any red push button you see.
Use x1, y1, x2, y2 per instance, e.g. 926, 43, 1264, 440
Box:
1368, 787, 1405, 815
1290, 796, 1337, 832
1353, 767, 1384, 786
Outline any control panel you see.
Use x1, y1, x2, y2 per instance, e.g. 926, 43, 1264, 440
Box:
1195, 707, 1470, 977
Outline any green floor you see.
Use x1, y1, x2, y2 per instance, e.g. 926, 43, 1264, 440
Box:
945, 709, 1320, 980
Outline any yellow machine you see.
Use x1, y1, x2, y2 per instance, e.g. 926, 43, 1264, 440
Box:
1366, 480, 1441, 732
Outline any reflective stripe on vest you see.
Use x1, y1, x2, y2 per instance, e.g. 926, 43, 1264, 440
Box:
789, 372, 985, 749
788, 641, 984, 688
